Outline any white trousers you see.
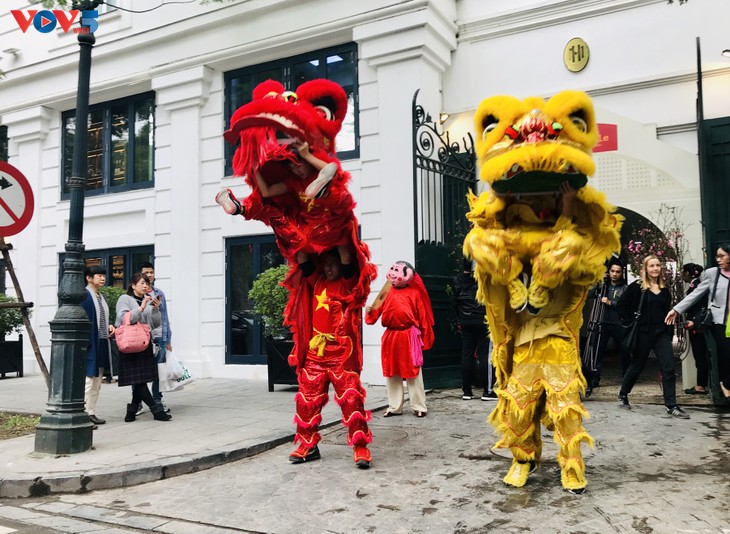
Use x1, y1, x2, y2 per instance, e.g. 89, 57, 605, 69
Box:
84, 369, 104, 416
385, 368, 427, 413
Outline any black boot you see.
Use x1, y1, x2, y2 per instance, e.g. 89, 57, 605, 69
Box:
125, 403, 138, 422
151, 403, 172, 421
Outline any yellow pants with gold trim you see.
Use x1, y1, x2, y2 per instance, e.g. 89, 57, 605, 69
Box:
489, 336, 592, 485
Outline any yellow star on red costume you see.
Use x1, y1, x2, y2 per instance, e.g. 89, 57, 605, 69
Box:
315, 288, 329, 311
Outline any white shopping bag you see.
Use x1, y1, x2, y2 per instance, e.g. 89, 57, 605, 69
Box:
159, 359, 195, 392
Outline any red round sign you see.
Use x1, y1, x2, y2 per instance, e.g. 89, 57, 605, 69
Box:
0, 162, 35, 237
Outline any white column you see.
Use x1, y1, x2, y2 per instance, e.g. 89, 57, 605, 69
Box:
353, 2, 457, 384
151, 66, 213, 377
2, 106, 52, 374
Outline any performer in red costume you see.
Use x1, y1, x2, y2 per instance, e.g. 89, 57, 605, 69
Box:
290, 248, 372, 468
366, 261, 434, 418
217, 79, 376, 467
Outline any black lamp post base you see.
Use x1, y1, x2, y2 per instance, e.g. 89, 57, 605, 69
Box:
34, 412, 93, 455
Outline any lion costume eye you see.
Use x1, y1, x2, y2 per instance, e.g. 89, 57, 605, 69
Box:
481, 115, 499, 140
570, 113, 588, 132
315, 105, 334, 121
281, 91, 298, 103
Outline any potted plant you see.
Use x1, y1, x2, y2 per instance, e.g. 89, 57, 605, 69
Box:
0, 294, 27, 378
248, 264, 297, 391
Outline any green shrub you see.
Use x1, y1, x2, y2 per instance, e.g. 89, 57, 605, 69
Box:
249, 264, 290, 339
0, 294, 26, 338
99, 286, 126, 324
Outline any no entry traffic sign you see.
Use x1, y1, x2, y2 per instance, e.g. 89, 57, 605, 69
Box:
0, 162, 35, 237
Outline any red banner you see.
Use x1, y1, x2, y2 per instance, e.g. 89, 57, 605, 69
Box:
594, 123, 618, 152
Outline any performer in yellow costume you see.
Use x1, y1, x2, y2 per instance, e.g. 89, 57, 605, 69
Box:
463, 91, 621, 493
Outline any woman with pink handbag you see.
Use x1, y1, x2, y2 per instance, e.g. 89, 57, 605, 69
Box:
115, 273, 172, 422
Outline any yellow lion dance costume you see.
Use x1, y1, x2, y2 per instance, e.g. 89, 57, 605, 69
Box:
463, 91, 621, 493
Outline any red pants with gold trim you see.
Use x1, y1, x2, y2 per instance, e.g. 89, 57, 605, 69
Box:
294, 339, 372, 449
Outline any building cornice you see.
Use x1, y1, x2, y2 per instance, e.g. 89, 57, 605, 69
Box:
586, 66, 730, 97
458, 0, 665, 43
2, 106, 52, 143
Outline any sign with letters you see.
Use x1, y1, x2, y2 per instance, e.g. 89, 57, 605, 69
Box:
10, 9, 98, 34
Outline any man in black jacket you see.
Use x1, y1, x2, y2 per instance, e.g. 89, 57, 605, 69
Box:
453, 258, 496, 400
584, 258, 630, 397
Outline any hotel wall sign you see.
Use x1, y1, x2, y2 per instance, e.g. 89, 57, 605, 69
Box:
564, 38, 589, 73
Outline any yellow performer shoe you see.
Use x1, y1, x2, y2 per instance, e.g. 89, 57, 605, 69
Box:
507, 278, 528, 311
503, 459, 537, 488
561, 466, 587, 494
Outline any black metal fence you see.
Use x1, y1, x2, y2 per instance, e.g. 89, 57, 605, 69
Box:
411, 90, 476, 387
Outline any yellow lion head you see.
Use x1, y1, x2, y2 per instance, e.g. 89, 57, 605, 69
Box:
473, 91, 597, 195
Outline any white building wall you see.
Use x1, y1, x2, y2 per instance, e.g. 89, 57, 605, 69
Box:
0, 0, 727, 387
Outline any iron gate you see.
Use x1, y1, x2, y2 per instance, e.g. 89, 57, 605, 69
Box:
412, 90, 476, 388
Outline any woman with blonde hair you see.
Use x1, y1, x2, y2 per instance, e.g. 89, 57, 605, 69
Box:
615, 255, 689, 418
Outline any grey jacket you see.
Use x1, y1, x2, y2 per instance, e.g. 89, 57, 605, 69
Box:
115, 294, 162, 330
673, 267, 729, 324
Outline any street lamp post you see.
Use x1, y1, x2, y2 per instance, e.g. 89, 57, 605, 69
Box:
34, 6, 99, 455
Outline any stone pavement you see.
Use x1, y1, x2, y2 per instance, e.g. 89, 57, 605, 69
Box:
0, 373, 389, 499
0, 380, 727, 534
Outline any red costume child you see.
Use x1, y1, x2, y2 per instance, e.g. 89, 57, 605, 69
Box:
366, 261, 434, 418
289, 248, 373, 468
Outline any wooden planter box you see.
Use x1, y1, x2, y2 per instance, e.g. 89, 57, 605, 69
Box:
0, 334, 23, 378
266, 337, 297, 392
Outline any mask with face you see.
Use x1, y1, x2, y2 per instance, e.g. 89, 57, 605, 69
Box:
386, 261, 415, 288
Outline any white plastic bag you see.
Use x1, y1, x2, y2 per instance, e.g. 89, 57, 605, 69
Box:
165, 352, 185, 380
159, 357, 194, 392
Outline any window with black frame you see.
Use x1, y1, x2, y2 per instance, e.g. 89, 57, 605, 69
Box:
223, 43, 359, 175
225, 235, 284, 364
61, 92, 155, 197
60, 246, 154, 290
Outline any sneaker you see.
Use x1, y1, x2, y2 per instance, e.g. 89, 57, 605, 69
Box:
617, 393, 631, 410
215, 188, 243, 215
481, 391, 498, 401
288, 444, 321, 464
462, 394, 474, 400
353, 446, 371, 469
136, 405, 145, 416
667, 406, 690, 419
157, 402, 170, 413
304, 162, 337, 199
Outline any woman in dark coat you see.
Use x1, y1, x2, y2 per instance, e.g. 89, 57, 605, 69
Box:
616, 255, 689, 418
115, 273, 171, 422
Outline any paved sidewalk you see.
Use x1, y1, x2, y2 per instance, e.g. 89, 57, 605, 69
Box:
0, 374, 388, 498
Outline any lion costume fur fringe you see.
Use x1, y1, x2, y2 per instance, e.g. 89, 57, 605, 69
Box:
463, 90, 622, 492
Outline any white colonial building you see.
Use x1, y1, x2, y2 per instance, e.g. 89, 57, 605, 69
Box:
0, 0, 727, 386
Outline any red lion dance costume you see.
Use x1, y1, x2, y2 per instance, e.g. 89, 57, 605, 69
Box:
463, 91, 621, 493
221, 79, 376, 468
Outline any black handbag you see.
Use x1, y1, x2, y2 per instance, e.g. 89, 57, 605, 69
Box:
690, 270, 719, 332
622, 288, 646, 352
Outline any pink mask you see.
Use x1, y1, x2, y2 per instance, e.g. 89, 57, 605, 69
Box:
387, 261, 414, 288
